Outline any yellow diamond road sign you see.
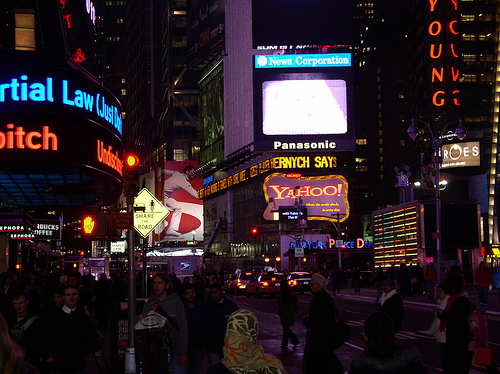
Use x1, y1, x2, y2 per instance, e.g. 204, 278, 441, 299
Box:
133, 188, 170, 238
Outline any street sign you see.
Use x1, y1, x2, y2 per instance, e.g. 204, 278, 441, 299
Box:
112, 212, 134, 230
133, 189, 170, 238
336, 239, 344, 248
294, 247, 304, 257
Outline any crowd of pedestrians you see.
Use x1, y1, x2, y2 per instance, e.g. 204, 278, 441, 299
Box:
0, 260, 498, 374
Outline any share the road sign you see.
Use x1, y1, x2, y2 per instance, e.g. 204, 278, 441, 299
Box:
133, 188, 170, 238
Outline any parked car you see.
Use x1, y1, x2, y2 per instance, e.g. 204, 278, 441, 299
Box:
245, 272, 285, 297
287, 272, 312, 294
230, 272, 255, 295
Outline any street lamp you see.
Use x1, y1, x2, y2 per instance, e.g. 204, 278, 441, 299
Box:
407, 118, 467, 285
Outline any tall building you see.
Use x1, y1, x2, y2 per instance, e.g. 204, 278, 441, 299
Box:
403, 0, 500, 267
0, 0, 124, 271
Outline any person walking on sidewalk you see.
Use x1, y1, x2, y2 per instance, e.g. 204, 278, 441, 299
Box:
493, 267, 500, 303
434, 274, 472, 374
425, 284, 450, 369
475, 261, 493, 305
424, 263, 438, 301
303, 273, 344, 374
278, 279, 300, 349
379, 279, 404, 332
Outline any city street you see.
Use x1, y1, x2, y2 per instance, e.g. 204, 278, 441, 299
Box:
87, 286, 500, 374
226, 288, 500, 374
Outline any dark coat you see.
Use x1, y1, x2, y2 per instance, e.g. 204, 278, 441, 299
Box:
349, 347, 428, 374
203, 297, 239, 354
278, 291, 297, 327
303, 289, 344, 374
183, 299, 205, 351
45, 307, 100, 372
380, 293, 404, 331
8, 312, 45, 367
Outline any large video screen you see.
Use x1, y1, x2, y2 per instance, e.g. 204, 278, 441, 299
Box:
254, 60, 355, 151
262, 79, 347, 136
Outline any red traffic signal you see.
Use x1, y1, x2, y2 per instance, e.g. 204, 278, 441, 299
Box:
123, 153, 140, 198
251, 227, 258, 234
125, 154, 140, 168
82, 214, 106, 236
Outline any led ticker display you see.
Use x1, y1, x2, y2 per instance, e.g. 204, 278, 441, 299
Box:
198, 155, 337, 199
255, 54, 351, 69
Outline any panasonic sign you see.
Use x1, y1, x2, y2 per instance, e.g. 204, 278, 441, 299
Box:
255, 53, 351, 69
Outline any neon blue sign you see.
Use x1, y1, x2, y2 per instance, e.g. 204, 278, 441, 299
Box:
255, 53, 351, 69
0, 72, 122, 136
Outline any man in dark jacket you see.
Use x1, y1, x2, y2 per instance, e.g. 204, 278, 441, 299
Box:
8, 291, 44, 370
303, 273, 344, 374
183, 284, 205, 374
45, 285, 100, 374
379, 279, 404, 331
203, 283, 238, 367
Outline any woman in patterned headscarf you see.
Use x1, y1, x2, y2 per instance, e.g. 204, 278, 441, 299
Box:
208, 309, 287, 374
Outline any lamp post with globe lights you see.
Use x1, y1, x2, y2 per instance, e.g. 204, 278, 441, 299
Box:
407, 118, 467, 285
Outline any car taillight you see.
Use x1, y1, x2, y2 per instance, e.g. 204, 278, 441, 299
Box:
263, 281, 269, 286
237, 280, 241, 285
293, 280, 297, 285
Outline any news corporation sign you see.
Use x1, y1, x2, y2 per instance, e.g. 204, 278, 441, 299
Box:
263, 173, 349, 223
254, 53, 351, 69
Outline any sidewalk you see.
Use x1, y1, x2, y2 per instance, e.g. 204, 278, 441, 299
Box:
329, 285, 500, 316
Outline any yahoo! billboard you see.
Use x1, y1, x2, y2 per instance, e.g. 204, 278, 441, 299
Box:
263, 173, 349, 223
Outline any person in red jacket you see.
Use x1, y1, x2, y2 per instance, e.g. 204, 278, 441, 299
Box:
475, 261, 493, 305
424, 262, 438, 301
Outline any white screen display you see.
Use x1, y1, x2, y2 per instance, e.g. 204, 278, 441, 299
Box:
262, 79, 347, 136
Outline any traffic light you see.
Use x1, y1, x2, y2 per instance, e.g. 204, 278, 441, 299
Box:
123, 153, 140, 198
251, 227, 258, 235
82, 214, 106, 236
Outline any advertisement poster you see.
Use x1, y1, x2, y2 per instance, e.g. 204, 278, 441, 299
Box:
152, 161, 203, 242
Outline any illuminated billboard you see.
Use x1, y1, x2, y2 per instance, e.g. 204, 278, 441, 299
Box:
254, 55, 355, 151
186, 0, 225, 67
441, 141, 480, 169
152, 161, 204, 242
262, 79, 347, 136
263, 173, 349, 223
0, 66, 123, 208
252, 0, 353, 49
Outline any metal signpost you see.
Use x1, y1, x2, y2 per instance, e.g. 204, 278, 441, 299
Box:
133, 188, 170, 297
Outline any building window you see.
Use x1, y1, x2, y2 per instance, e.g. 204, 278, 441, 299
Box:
462, 74, 477, 82
15, 9, 36, 51
356, 138, 367, 145
355, 158, 367, 163
121, 89, 126, 96
461, 14, 475, 21
462, 33, 476, 41
463, 54, 476, 62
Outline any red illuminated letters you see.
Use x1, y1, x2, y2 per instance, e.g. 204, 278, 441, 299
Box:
428, 0, 460, 107
0, 124, 58, 150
